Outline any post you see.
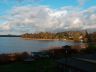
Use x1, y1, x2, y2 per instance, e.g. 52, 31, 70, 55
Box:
62, 45, 71, 72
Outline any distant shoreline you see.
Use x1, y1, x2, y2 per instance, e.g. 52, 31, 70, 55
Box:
22, 38, 59, 40
0, 36, 20, 37
22, 38, 74, 42
0, 35, 21, 37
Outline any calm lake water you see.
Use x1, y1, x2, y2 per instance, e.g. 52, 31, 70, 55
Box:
0, 37, 83, 54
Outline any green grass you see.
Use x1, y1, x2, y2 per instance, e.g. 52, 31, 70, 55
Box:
0, 58, 57, 72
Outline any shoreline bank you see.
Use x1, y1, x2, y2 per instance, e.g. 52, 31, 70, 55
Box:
21, 38, 74, 42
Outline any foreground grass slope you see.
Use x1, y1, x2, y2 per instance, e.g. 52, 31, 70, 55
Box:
0, 59, 57, 72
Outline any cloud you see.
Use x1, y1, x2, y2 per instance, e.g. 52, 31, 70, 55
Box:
1, 6, 96, 34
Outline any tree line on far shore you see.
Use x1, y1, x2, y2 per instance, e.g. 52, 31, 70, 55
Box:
21, 31, 89, 42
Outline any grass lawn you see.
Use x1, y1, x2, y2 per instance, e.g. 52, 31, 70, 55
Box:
0, 58, 57, 72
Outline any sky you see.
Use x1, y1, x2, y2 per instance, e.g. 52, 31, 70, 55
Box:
0, 0, 96, 34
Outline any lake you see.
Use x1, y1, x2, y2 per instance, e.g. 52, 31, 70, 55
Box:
0, 37, 83, 54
